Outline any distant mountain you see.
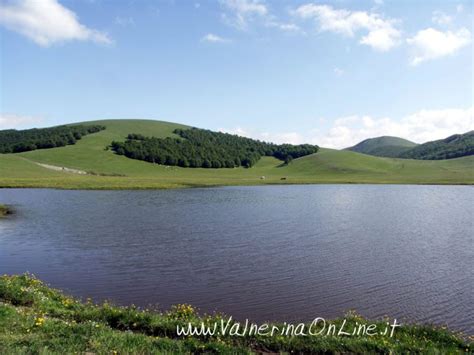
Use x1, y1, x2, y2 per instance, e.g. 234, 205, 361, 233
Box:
346, 136, 418, 158
399, 131, 474, 160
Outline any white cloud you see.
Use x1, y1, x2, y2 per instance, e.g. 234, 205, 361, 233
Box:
315, 107, 474, 148
221, 0, 267, 16
219, 127, 305, 145
219, 107, 473, 148
294, 3, 401, 51
219, 0, 302, 35
269, 22, 302, 33
277, 23, 299, 31
201, 33, 230, 43
407, 27, 471, 65
0, 113, 43, 129
220, 0, 268, 30
456, 4, 464, 13
115, 16, 134, 26
431, 11, 452, 26
0, 0, 112, 46
333, 67, 344, 76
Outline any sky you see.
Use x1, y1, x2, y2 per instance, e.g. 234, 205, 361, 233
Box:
0, 0, 472, 148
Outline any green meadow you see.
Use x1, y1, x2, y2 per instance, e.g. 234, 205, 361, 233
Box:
0, 119, 473, 189
0, 274, 471, 354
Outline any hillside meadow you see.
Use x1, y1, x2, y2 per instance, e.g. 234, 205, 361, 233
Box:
0, 119, 473, 189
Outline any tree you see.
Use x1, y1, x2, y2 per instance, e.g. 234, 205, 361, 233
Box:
110, 127, 319, 169
0, 125, 105, 154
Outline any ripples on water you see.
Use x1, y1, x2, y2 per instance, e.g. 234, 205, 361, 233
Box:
0, 185, 473, 333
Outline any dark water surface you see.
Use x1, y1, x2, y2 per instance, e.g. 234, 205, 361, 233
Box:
0, 185, 472, 333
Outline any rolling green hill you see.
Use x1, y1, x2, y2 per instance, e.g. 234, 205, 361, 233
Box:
399, 131, 474, 160
346, 136, 418, 158
1, 119, 473, 188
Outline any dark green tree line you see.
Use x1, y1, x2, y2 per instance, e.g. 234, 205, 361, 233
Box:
0, 125, 105, 153
111, 128, 318, 168
399, 131, 474, 160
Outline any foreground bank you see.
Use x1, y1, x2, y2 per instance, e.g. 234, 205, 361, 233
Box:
0, 275, 470, 354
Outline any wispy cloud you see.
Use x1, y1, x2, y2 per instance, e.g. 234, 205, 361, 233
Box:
333, 67, 344, 77
0, 0, 112, 47
0, 113, 43, 129
407, 27, 471, 65
431, 11, 452, 26
219, 0, 303, 35
219, 0, 268, 30
265, 19, 304, 34
219, 127, 306, 145
294, 3, 401, 51
201, 33, 230, 43
115, 16, 135, 26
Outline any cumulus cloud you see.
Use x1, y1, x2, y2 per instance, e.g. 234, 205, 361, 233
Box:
219, 107, 473, 148
407, 27, 471, 65
294, 3, 401, 51
0, 113, 43, 129
0, 0, 112, 46
201, 33, 230, 43
219, 0, 268, 30
315, 107, 473, 148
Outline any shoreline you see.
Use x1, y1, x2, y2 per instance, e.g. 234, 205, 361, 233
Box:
0, 274, 471, 354
0, 180, 473, 191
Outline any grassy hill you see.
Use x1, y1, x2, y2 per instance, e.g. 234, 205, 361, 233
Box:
346, 136, 418, 158
399, 131, 474, 160
1, 119, 473, 188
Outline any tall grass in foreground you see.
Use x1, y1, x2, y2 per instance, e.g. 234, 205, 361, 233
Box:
0, 274, 471, 354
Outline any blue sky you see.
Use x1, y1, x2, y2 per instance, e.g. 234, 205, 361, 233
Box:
0, 0, 472, 148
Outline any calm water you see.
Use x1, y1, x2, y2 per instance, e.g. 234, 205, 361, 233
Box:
0, 186, 473, 333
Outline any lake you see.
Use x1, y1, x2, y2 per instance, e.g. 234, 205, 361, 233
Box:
0, 185, 472, 334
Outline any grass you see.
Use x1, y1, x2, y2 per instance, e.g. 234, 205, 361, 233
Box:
0, 274, 471, 354
0, 119, 473, 189
0, 204, 12, 217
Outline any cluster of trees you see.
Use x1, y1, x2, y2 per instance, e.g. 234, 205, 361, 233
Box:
111, 128, 318, 168
399, 131, 474, 160
0, 125, 105, 153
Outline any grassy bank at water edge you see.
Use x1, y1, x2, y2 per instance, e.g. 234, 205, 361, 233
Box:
0, 274, 471, 354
